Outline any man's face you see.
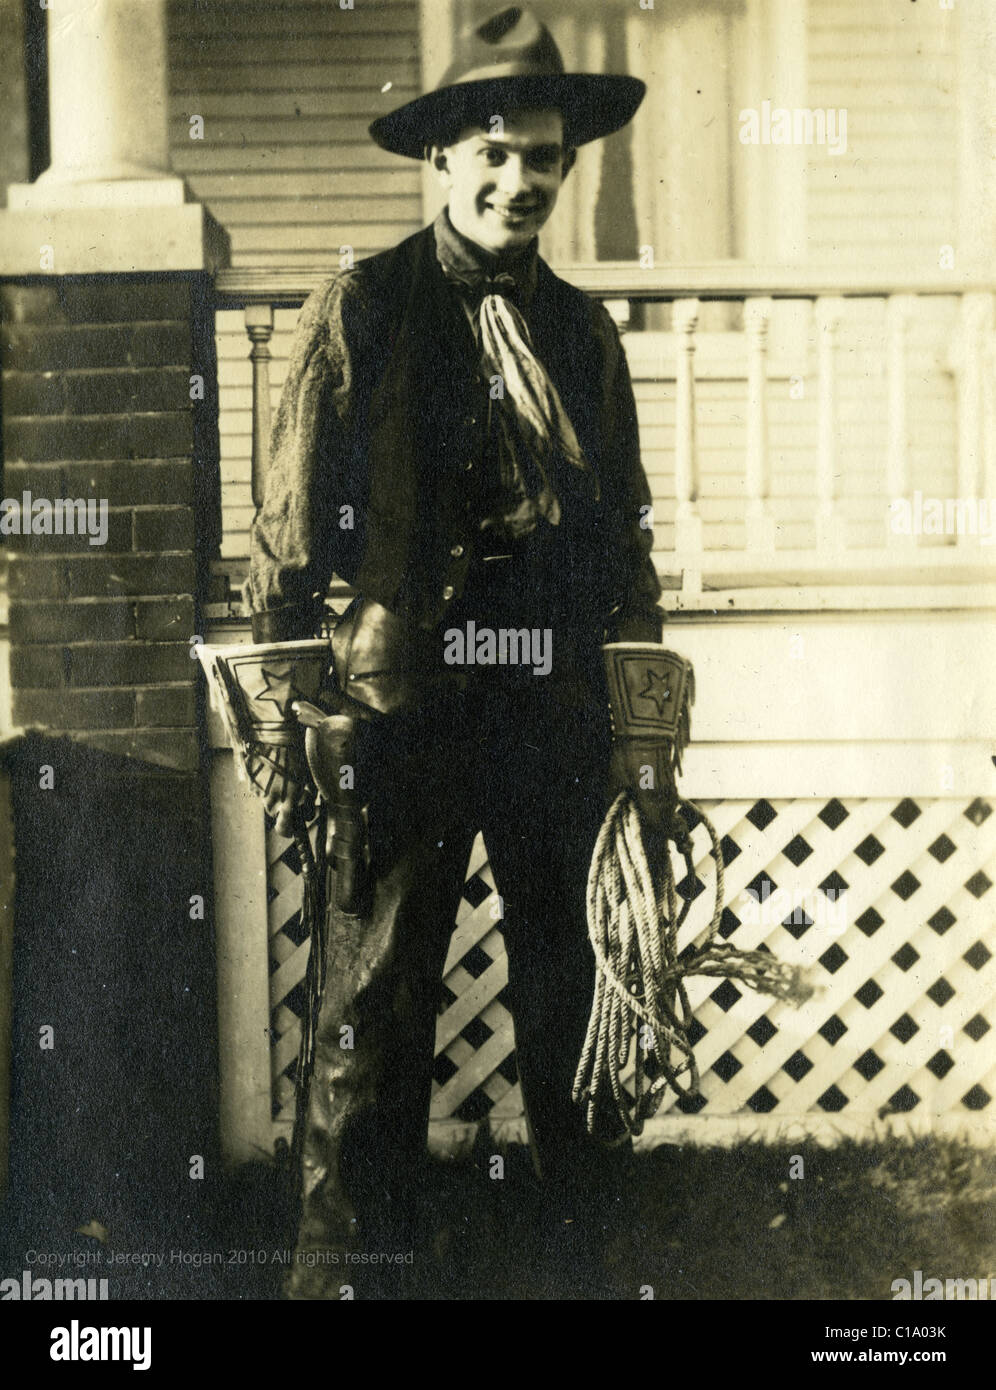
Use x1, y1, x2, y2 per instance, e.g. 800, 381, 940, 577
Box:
430, 108, 574, 253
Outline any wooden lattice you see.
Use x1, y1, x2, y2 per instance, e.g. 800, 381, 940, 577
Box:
264, 796, 996, 1138
265, 830, 318, 1126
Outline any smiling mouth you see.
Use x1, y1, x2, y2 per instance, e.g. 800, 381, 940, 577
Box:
486, 203, 540, 222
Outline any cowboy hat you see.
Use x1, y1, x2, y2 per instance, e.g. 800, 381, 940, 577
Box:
369, 6, 646, 159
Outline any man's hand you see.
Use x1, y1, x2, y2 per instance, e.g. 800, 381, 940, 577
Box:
247, 741, 314, 837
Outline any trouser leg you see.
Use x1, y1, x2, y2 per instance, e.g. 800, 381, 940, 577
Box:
478, 675, 613, 1194
287, 704, 474, 1298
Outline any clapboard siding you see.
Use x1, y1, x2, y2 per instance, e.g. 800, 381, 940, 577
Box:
207, 196, 421, 225
806, 0, 959, 263
166, 0, 423, 267
173, 146, 406, 172
171, 39, 418, 64
173, 63, 415, 92
161, 0, 962, 272
175, 1, 418, 37
189, 172, 413, 197
168, 119, 404, 145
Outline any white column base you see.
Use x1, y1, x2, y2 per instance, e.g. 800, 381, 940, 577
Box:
9, 176, 187, 211
0, 200, 229, 276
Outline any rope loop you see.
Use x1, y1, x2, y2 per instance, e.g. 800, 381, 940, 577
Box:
573, 791, 812, 1140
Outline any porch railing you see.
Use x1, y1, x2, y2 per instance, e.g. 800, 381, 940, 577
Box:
213, 262, 996, 613
207, 263, 996, 1160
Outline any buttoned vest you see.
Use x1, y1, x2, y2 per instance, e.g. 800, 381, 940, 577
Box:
325, 224, 610, 633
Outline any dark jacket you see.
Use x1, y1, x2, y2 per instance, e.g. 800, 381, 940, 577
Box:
247, 222, 664, 643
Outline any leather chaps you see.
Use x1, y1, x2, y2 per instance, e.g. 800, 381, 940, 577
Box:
285, 650, 613, 1298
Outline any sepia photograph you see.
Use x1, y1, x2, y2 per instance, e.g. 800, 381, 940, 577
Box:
0, 0, 994, 1343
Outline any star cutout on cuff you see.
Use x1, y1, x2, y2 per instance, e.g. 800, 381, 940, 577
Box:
636, 667, 671, 717
255, 664, 308, 715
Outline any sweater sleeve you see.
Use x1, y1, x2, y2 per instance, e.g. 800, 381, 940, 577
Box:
244, 274, 357, 643
591, 302, 666, 645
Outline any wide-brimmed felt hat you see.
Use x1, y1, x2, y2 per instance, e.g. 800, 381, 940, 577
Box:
369, 6, 646, 159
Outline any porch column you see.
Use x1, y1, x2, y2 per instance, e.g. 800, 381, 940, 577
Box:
2, 0, 226, 268
0, 0, 228, 1203
28, 0, 177, 198
1, 0, 228, 761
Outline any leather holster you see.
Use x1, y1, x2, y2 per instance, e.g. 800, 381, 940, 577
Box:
330, 596, 464, 717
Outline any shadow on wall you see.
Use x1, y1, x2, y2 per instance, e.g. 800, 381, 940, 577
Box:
0, 732, 218, 1241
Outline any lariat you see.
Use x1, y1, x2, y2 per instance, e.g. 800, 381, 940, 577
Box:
574, 648, 814, 1140
574, 793, 813, 1141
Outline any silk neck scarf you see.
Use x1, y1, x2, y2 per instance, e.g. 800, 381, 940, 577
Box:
433, 210, 599, 537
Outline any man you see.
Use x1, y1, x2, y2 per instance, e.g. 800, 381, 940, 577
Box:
245, 6, 670, 1298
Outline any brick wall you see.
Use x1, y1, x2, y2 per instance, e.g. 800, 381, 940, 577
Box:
0, 276, 220, 772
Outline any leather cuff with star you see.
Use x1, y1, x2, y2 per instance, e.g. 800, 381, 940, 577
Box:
602, 643, 694, 745
603, 643, 695, 828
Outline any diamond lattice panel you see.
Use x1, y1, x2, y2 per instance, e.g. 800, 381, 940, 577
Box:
431, 841, 519, 1123
653, 797, 996, 1120
266, 825, 319, 1126
264, 799, 996, 1131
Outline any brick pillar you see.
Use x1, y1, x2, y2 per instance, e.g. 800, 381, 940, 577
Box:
0, 2, 234, 1242
1, 275, 220, 772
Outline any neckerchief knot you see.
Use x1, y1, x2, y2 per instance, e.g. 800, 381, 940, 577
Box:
433, 210, 601, 537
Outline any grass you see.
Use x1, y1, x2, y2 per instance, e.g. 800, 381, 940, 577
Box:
3, 1133, 994, 1300
187, 1132, 996, 1300
408, 1134, 996, 1300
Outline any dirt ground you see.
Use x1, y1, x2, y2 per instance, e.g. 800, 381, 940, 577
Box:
5, 1134, 992, 1301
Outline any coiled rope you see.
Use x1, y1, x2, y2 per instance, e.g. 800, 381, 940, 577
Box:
573, 791, 813, 1140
